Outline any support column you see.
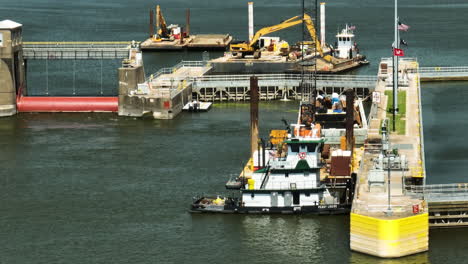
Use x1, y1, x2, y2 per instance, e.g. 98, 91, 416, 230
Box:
149, 10, 155, 38
250, 76, 259, 159
186, 9, 190, 37
345, 89, 355, 151
248, 2, 254, 42
320, 2, 326, 48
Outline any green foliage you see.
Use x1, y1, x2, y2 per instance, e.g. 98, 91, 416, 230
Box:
385, 90, 406, 135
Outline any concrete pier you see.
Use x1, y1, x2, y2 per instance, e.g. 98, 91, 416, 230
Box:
0, 20, 24, 117
118, 65, 146, 116
350, 58, 428, 258
118, 62, 210, 119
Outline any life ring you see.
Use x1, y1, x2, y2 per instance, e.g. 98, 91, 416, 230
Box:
298, 152, 307, 159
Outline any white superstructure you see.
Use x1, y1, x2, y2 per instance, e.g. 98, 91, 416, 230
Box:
335, 24, 358, 59
242, 133, 335, 208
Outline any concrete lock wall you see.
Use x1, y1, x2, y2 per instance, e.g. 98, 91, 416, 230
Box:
118, 65, 146, 116
118, 64, 193, 119
149, 84, 192, 119
0, 28, 21, 117
350, 213, 429, 258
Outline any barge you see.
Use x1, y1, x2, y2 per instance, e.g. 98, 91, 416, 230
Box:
141, 5, 232, 51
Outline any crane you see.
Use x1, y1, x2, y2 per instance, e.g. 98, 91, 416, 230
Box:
152, 5, 170, 42
230, 14, 331, 61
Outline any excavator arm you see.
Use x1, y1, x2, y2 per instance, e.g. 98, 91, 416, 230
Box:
303, 14, 331, 61
230, 13, 331, 61
248, 15, 303, 49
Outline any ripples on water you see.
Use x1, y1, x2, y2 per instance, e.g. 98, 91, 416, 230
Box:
1, 0, 468, 263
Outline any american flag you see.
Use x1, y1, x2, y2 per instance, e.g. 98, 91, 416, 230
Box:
398, 22, 410, 31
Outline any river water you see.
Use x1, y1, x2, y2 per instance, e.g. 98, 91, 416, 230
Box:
1, 0, 468, 263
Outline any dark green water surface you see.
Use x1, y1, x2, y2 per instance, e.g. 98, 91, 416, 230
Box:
1, 0, 468, 263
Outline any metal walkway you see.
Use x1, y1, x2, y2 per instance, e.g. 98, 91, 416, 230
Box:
193, 74, 377, 89
419, 66, 468, 81
192, 74, 376, 101
407, 184, 468, 228
147, 61, 377, 101
23, 42, 132, 60
408, 183, 468, 202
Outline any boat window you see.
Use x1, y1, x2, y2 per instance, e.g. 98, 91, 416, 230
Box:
285, 173, 289, 178
305, 192, 311, 197
306, 143, 318, 152
304, 172, 309, 177
251, 193, 255, 198
290, 144, 300, 153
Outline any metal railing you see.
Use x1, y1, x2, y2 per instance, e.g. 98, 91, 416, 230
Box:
381, 57, 418, 64
419, 66, 468, 73
407, 183, 468, 202
195, 73, 377, 83
148, 61, 209, 81
23, 41, 133, 60
408, 183, 468, 193
23, 41, 132, 49
360, 203, 424, 215
152, 73, 377, 88
148, 60, 376, 84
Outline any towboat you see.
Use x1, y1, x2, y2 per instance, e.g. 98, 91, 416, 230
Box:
190, 91, 367, 214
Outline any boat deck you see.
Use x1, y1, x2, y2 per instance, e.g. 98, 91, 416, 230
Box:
141, 34, 232, 50
210, 50, 366, 73
182, 102, 212, 111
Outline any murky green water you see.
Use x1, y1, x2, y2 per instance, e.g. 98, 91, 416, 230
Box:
1, 0, 468, 263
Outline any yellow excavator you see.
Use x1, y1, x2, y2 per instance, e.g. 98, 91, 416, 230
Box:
230, 13, 332, 61
152, 5, 170, 42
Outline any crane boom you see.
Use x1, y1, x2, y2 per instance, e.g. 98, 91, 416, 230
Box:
153, 5, 170, 41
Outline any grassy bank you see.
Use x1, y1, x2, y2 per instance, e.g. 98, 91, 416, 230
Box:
385, 90, 406, 134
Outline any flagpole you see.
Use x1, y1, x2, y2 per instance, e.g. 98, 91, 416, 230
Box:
393, 0, 398, 132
